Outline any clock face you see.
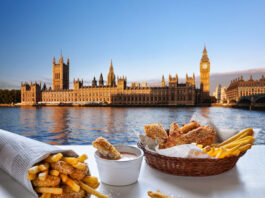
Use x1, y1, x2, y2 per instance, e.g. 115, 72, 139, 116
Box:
202, 63, 208, 69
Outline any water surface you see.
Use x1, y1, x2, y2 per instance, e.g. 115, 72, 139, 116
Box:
0, 107, 264, 145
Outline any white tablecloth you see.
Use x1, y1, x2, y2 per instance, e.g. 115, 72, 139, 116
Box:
0, 145, 265, 198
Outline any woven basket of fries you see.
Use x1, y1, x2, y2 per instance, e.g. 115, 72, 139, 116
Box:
138, 141, 246, 176
138, 121, 254, 176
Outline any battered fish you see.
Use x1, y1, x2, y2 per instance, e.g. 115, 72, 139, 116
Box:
92, 137, 121, 160
165, 126, 216, 148
51, 161, 74, 175
144, 123, 168, 144
32, 175, 60, 187
70, 164, 89, 180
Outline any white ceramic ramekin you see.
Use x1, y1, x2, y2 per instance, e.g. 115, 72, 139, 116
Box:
94, 145, 143, 186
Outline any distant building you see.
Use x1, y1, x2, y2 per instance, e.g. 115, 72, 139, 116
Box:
21, 46, 211, 106
226, 75, 265, 103
221, 87, 227, 103
213, 84, 221, 103
213, 85, 227, 103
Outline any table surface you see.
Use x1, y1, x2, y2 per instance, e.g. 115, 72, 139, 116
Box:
0, 145, 265, 198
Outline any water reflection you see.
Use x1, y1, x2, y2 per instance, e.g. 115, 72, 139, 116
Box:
0, 107, 264, 145
49, 107, 70, 145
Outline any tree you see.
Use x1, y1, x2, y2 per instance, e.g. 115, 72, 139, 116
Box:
0, 89, 21, 104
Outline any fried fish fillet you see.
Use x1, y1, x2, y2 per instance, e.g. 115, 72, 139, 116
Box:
148, 190, 173, 198
164, 126, 216, 148
32, 175, 61, 187
179, 121, 200, 133
70, 164, 89, 180
144, 123, 168, 144
169, 122, 180, 135
51, 161, 74, 175
92, 137, 121, 160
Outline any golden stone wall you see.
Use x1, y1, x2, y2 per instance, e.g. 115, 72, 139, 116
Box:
226, 75, 265, 102
21, 45, 210, 106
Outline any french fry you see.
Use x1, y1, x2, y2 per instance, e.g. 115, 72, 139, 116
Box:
238, 144, 252, 153
28, 166, 40, 174
38, 163, 49, 172
27, 173, 36, 180
50, 170, 60, 176
73, 162, 86, 170
218, 128, 253, 147
60, 174, 80, 192
60, 174, 68, 182
45, 153, 63, 163
80, 181, 108, 198
38, 171, 48, 181
223, 137, 254, 149
40, 193, 51, 198
35, 187, 62, 194
63, 157, 79, 165
83, 176, 100, 189
78, 154, 88, 162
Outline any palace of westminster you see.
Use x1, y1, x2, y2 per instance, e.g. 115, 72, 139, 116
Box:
21, 46, 211, 106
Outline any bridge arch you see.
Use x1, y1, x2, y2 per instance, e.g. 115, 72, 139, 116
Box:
238, 98, 251, 104
255, 96, 265, 104
229, 99, 237, 104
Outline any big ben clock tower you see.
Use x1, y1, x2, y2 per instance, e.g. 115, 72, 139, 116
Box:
200, 44, 210, 93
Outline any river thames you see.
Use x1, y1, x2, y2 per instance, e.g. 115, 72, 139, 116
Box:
0, 106, 264, 145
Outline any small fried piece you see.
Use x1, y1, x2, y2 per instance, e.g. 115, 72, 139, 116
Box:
92, 137, 121, 160
78, 154, 88, 163
27, 173, 36, 180
148, 190, 173, 198
33, 175, 61, 187
28, 166, 40, 174
70, 164, 88, 180
144, 124, 168, 144
169, 122, 180, 135
40, 193, 51, 198
45, 153, 63, 163
35, 187, 62, 195
180, 121, 200, 133
51, 161, 74, 175
39, 171, 49, 181
83, 176, 100, 189
60, 174, 80, 192
39, 163, 50, 172
50, 170, 60, 177
73, 162, 86, 170
80, 181, 108, 198
63, 157, 79, 166
51, 185, 85, 198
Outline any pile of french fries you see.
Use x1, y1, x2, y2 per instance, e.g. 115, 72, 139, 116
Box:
197, 128, 255, 159
27, 153, 108, 198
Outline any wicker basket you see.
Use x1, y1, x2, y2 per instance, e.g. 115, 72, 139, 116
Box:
137, 141, 246, 176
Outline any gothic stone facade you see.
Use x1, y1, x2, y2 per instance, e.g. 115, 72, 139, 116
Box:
21, 46, 210, 106
226, 75, 265, 103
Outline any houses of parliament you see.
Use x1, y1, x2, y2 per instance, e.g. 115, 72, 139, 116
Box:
21, 46, 211, 106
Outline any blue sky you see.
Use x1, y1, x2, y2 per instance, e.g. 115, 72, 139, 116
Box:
0, 0, 265, 88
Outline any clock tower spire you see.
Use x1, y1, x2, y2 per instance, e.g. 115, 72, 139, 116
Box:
200, 44, 210, 93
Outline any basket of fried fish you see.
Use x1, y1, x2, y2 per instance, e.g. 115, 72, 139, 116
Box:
138, 121, 254, 176
27, 152, 108, 198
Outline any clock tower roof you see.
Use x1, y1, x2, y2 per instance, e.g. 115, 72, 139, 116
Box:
201, 44, 209, 62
